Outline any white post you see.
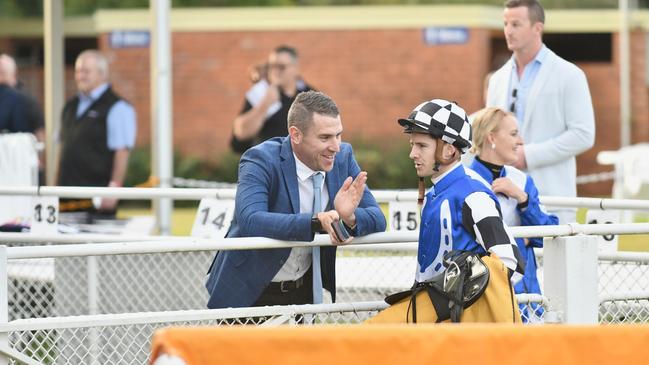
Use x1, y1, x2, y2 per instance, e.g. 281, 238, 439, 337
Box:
43, 0, 64, 186
619, 0, 631, 147
150, 0, 173, 235
0, 246, 9, 365
544, 235, 599, 324
87, 256, 99, 365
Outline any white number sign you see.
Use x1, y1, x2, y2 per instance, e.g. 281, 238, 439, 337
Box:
191, 199, 235, 238
31, 196, 59, 235
388, 201, 420, 232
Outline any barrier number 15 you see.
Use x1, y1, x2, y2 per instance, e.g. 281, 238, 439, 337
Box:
392, 211, 418, 231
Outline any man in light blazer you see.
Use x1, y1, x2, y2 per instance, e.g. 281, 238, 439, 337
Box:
206, 91, 386, 309
487, 0, 595, 223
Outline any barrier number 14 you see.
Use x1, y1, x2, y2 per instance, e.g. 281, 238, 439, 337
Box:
200, 206, 226, 230
191, 198, 235, 238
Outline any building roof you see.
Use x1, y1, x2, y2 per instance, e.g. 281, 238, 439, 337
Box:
2, 5, 648, 37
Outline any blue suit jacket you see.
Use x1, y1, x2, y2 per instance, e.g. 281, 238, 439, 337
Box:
205, 136, 386, 308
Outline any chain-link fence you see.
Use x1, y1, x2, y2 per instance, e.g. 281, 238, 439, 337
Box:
5, 243, 649, 324
598, 254, 649, 323
5, 303, 384, 365
3, 300, 550, 365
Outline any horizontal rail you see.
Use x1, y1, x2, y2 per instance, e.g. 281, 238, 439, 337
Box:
0, 302, 388, 332
0, 186, 235, 200
2, 186, 649, 211
514, 294, 547, 306
600, 292, 649, 302
3, 232, 418, 259
4, 223, 649, 259
598, 252, 649, 263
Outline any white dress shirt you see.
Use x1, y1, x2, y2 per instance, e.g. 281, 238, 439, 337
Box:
272, 154, 329, 282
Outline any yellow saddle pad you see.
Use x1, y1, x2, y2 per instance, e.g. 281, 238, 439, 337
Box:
366, 255, 521, 324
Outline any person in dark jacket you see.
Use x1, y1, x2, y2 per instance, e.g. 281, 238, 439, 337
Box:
57, 50, 136, 215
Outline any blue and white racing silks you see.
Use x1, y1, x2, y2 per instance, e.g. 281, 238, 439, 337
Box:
416, 162, 526, 285
469, 159, 558, 297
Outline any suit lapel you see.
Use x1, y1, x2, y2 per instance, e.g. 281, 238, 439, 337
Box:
498, 61, 514, 108
279, 138, 300, 214
522, 49, 555, 136
488, 61, 513, 109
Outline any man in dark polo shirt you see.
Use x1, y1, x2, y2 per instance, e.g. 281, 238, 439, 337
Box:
230, 45, 313, 154
57, 50, 136, 216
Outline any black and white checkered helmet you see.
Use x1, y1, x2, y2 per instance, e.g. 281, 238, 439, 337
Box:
398, 99, 472, 153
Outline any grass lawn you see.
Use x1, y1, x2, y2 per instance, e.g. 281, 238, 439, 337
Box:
118, 205, 649, 252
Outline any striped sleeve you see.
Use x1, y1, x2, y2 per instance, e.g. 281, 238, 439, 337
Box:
462, 191, 526, 283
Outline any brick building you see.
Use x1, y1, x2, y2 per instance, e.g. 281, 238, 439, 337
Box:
1, 5, 648, 196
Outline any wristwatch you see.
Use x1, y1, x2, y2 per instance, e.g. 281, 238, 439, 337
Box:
311, 215, 323, 233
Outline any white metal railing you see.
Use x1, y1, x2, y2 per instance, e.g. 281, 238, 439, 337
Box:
1, 226, 649, 363
4, 221, 649, 247
0, 302, 388, 333
4, 186, 649, 211
2, 223, 649, 259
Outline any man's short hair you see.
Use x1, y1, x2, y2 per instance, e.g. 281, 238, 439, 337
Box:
274, 45, 298, 62
505, 0, 545, 24
77, 49, 110, 77
288, 91, 339, 132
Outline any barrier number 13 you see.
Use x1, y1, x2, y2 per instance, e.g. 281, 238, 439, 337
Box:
31, 196, 59, 235
34, 204, 57, 224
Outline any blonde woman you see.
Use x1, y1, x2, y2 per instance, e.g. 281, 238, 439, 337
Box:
469, 107, 558, 322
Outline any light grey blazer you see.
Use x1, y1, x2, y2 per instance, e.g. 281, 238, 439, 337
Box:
486, 47, 595, 222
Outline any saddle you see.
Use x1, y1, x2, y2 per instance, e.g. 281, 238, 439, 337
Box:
384, 250, 490, 323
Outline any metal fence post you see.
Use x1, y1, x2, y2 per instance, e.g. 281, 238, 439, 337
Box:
0, 245, 9, 365
544, 235, 599, 324
87, 255, 100, 365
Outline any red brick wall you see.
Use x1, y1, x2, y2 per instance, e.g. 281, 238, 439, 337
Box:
98, 29, 492, 161
11, 28, 649, 196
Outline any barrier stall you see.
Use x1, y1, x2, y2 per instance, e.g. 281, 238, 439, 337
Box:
149, 324, 649, 365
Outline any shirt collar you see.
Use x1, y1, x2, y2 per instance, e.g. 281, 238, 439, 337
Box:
294, 153, 326, 183
511, 44, 548, 71
431, 161, 464, 193
79, 83, 109, 101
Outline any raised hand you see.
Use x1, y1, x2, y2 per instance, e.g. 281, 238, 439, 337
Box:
334, 171, 367, 227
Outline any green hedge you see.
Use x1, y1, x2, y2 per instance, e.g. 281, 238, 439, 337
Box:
124, 139, 419, 190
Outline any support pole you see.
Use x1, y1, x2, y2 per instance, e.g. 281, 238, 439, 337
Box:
544, 235, 599, 324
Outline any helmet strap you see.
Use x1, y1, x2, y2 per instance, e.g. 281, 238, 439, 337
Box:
417, 177, 425, 213
433, 139, 446, 172
433, 140, 458, 172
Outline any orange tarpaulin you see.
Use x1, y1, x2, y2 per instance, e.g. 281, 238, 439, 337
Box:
150, 324, 649, 365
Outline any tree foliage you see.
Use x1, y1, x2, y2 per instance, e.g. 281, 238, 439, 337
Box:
0, 0, 631, 18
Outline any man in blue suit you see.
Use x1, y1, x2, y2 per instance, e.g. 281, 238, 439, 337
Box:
206, 91, 386, 309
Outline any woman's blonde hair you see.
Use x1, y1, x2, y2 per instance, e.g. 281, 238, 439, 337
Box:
470, 107, 513, 155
